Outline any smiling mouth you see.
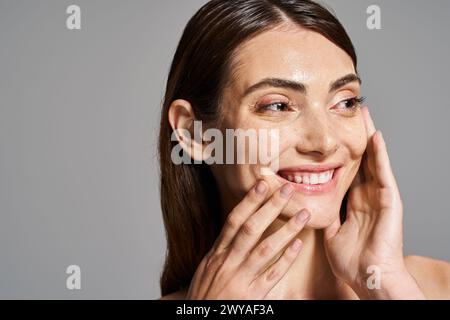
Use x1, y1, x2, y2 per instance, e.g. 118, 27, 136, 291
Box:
278, 169, 335, 185
275, 164, 342, 194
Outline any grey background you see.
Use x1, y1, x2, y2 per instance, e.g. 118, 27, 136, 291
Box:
0, 0, 448, 299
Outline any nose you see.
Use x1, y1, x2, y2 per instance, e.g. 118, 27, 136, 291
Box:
294, 109, 338, 158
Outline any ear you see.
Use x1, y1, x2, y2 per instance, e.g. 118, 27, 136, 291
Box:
168, 99, 205, 162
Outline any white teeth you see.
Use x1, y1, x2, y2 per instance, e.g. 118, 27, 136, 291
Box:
281, 169, 334, 185
310, 174, 319, 185
318, 173, 328, 184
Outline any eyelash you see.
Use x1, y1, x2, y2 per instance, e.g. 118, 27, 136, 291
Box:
256, 96, 366, 113
256, 101, 294, 113
335, 96, 366, 111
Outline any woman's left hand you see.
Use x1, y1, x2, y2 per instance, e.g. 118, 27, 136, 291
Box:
323, 106, 425, 299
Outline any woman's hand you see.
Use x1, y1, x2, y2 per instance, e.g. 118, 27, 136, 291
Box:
323, 107, 425, 299
186, 182, 310, 300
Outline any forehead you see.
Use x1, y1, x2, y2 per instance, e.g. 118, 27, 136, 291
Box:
229, 26, 356, 92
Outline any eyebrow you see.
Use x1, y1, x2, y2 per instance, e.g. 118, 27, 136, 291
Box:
242, 73, 361, 98
329, 74, 362, 92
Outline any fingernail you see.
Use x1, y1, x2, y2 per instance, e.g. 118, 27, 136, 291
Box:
295, 210, 310, 224
290, 239, 302, 252
255, 181, 267, 195
280, 183, 294, 198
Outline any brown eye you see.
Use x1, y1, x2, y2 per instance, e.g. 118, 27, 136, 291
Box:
258, 102, 290, 112
335, 97, 366, 111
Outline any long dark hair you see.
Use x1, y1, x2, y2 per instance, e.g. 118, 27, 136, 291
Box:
158, 0, 357, 296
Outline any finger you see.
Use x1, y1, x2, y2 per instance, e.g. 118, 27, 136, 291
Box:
351, 161, 365, 187
229, 183, 295, 259
250, 238, 302, 297
196, 250, 230, 299
362, 147, 376, 182
361, 106, 376, 139
372, 131, 396, 189
214, 180, 268, 252
361, 107, 378, 180
243, 209, 310, 273
187, 256, 209, 299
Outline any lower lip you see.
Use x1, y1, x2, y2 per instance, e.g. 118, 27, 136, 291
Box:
275, 167, 342, 195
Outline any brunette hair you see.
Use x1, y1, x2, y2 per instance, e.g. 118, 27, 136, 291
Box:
158, 0, 357, 296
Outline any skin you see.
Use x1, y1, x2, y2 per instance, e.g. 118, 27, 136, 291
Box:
164, 23, 450, 299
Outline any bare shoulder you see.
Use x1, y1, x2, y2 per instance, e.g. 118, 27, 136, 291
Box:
159, 289, 188, 300
405, 255, 450, 299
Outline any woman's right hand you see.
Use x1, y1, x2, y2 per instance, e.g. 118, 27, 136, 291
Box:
186, 181, 310, 300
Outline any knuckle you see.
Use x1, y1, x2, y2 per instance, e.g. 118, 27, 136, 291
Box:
246, 189, 261, 203
264, 267, 280, 282
197, 257, 208, 273
201, 250, 214, 266
205, 252, 224, 270
204, 256, 214, 270
241, 220, 257, 237
256, 241, 273, 257
225, 213, 240, 230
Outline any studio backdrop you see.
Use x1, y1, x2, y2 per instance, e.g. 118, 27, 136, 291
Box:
1, 0, 449, 299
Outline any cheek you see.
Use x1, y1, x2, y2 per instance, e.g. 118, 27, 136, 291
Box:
219, 122, 299, 200
212, 117, 277, 197
338, 114, 367, 159
334, 115, 367, 197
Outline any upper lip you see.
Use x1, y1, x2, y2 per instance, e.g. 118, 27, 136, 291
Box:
277, 163, 342, 174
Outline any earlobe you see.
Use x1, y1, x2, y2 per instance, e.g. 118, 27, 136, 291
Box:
168, 99, 205, 162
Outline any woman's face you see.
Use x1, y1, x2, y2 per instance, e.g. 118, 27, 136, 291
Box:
212, 25, 367, 228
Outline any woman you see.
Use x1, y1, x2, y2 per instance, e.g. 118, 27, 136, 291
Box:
158, 0, 450, 299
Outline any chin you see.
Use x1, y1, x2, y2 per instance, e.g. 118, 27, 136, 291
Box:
281, 193, 343, 229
